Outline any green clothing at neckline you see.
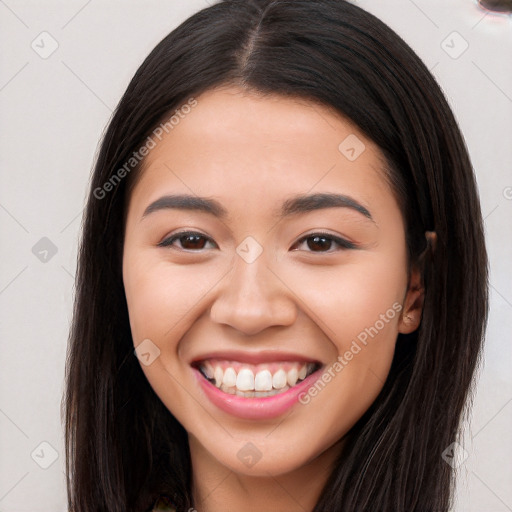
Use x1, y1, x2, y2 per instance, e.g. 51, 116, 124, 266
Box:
152, 496, 177, 511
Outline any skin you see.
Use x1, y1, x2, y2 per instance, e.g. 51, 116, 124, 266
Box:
122, 84, 425, 512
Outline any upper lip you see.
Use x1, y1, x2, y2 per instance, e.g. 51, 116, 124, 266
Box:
190, 350, 322, 366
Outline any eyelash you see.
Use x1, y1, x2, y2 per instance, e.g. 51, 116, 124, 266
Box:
157, 230, 356, 252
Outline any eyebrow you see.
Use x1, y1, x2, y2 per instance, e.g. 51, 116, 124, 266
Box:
141, 192, 374, 222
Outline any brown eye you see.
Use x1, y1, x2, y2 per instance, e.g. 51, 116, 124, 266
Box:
158, 231, 217, 251
292, 232, 356, 253
307, 235, 333, 252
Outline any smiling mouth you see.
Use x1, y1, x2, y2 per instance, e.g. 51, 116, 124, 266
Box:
194, 359, 322, 398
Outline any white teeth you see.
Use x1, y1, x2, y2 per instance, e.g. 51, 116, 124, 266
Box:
254, 370, 273, 391
236, 368, 255, 391
222, 367, 237, 388
202, 361, 214, 379
272, 369, 287, 389
236, 389, 254, 397
201, 362, 316, 395
221, 385, 236, 395
287, 368, 298, 387
214, 366, 223, 387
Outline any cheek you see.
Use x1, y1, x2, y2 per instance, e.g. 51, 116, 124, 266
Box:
284, 256, 406, 336
122, 251, 223, 349
278, 250, 408, 387
288, 258, 407, 437
123, 251, 180, 345
122, 252, 209, 418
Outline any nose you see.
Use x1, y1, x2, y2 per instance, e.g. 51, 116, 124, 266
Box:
209, 249, 298, 336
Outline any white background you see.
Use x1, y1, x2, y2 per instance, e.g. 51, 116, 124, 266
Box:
0, 1, 511, 510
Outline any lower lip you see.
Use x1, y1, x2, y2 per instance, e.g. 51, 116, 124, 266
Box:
193, 367, 322, 420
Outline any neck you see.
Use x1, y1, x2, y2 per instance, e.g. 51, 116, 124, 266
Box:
188, 436, 346, 512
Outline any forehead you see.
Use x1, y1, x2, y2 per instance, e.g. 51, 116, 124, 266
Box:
128, 85, 394, 220
145, 85, 368, 161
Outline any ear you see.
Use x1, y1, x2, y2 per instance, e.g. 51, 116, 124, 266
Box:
398, 265, 424, 334
398, 231, 436, 334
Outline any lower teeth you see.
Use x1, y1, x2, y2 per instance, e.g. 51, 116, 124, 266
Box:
207, 379, 299, 397
230, 386, 290, 398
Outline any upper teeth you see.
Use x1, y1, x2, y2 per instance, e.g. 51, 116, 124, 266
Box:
200, 362, 312, 392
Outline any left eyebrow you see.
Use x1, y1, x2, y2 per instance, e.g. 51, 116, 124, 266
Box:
141, 192, 374, 223
279, 192, 374, 222
142, 194, 228, 219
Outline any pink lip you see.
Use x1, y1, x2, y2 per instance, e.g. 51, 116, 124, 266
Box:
193, 367, 322, 420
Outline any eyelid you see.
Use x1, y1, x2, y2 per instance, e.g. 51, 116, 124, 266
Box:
158, 229, 356, 254
157, 230, 217, 249
292, 231, 357, 251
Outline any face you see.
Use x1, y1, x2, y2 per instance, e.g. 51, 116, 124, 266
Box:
122, 85, 423, 478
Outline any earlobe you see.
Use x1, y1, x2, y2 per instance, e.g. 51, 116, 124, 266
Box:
398, 231, 436, 334
398, 266, 425, 334
425, 231, 437, 253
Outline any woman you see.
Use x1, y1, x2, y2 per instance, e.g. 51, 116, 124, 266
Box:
62, 1, 489, 511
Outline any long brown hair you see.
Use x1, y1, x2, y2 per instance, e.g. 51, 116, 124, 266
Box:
62, 1, 489, 510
